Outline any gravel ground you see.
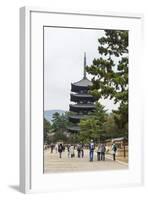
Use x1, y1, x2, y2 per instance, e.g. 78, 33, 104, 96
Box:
44, 148, 128, 173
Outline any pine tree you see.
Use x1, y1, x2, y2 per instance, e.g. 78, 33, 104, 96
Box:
86, 30, 128, 131
79, 103, 107, 143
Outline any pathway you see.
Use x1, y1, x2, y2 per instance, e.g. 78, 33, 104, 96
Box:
44, 148, 128, 173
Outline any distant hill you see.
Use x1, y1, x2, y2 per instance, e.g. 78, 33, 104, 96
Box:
44, 109, 66, 123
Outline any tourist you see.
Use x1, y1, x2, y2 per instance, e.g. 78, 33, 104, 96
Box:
62, 145, 65, 152
80, 143, 84, 158
50, 143, 54, 153
70, 145, 75, 158
89, 139, 95, 162
55, 143, 58, 153
67, 144, 71, 158
97, 144, 101, 161
77, 143, 81, 158
58, 143, 63, 158
112, 142, 117, 161
100, 143, 106, 161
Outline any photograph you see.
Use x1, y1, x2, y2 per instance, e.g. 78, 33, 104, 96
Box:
43, 26, 128, 173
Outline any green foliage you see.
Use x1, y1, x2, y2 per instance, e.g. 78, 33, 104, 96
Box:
98, 30, 128, 56
79, 118, 100, 143
79, 105, 127, 143
44, 111, 75, 144
87, 31, 128, 104
44, 118, 52, 144
103, 113, 126, 138
51, 132, 68, 143
113, 103, 128, 134
86, 30, 128, 132
79, 102, 107, 143
52, 112, 68, 133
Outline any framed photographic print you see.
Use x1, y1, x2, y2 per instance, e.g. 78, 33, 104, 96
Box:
20, 7, 144, 193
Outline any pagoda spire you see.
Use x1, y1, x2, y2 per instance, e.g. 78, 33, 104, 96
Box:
83, 52, 87, 79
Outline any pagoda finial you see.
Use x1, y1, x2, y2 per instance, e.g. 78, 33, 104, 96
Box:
84, 52, 86, 79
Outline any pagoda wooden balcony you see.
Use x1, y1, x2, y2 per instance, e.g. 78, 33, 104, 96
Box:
67, 125, 80, 132
69, 103, 95, 112
70, 93, 96, 102
69, 114, 88, 123
71, 84, 89, 93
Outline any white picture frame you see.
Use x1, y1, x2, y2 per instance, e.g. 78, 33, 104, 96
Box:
20, 7, 144, 193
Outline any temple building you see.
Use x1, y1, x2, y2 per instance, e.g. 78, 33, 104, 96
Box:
68, 53, 96, 133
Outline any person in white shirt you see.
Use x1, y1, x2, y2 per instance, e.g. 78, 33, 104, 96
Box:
70, 145, 75, 158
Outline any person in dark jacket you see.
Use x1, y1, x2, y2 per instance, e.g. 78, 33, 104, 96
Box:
58, 143, 63, 158
89, 140, 95, 161
50, 143, 54, 153
112, 143, 117, 161
77, 144, 81, 158
100, 143, 106, 161
80, 143, 84, 158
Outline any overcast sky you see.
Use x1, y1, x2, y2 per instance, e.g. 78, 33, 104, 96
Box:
44, 27, 118, 112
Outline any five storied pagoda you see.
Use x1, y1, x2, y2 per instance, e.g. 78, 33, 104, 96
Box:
68, 53, 96, 132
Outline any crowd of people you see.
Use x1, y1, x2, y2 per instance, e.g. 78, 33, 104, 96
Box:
48, 140, 117, 162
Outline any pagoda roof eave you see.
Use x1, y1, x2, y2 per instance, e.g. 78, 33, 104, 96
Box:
69, 115, 88, 119
71, 77, 93, 87
70, 93, 94, 98
70, 104, 96, 108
